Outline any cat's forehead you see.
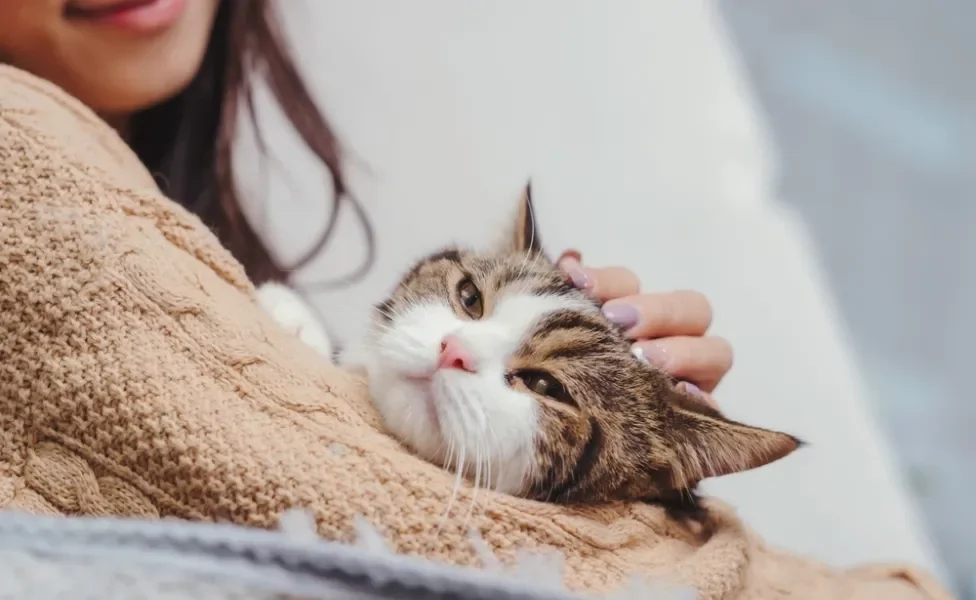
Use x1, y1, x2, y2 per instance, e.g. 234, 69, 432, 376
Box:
395, 247, 573, 297
405, 249, 641, 359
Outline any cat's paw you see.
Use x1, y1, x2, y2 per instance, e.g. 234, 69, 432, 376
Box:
256, 282, 334, 361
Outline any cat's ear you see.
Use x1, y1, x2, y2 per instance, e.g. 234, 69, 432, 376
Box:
660, 393, 801, 490
500, 181, 545, 257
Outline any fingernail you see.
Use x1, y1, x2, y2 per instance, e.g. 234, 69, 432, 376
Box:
558, 249, 583, 264
603, 303, 639, 330
678, 381, 719, 410
559, 258, 592, 293
636, 343, 668, 368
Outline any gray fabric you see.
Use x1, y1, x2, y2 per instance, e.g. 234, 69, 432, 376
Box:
0, 511, 692, 600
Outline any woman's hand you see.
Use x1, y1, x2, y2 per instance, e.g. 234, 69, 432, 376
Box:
558, 251, 733, 410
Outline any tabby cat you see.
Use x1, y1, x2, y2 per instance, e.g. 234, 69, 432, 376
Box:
339, 185, 801, 507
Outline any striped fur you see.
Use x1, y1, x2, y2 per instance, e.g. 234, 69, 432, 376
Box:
346, 185, 801, 506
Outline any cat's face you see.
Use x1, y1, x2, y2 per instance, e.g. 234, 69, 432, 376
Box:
347, 186, 800, 505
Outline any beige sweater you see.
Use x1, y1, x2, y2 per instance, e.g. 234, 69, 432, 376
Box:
0, 65, 954, 600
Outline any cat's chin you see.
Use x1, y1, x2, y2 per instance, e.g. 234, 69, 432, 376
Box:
384, 370, 475, 448
372, 374, 446, 454
400, 375, 444, 435
367, 365, 538, 496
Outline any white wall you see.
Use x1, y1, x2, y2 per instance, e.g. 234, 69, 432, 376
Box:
237, 0, 947, 582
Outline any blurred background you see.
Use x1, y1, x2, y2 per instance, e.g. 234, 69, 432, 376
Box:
720, 0, 975, 594
248, 1, 973, 597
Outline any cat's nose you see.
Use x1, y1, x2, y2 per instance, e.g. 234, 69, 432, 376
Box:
437, 335, 478, 373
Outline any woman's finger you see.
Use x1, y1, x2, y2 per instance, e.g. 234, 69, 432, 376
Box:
556, 249, 582, 265
558, 254, 640, 302
585, 266, 641, 303
603, 291, 713, 339
633, 335, 733, 392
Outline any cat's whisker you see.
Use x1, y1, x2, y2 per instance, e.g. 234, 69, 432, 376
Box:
367, 328, 425, 352
436, 437, 458, 533
455, 393, 480, 529
448, 442, 466, 528
451, 387, 486, 531
440, 381, 471, 529
480, 429, 492, 500
468, 443, 482, 530
470, 396, 494, 525
478, 413, 492, 508
376, 302, 412, 325
440, 437, 461, 519
366, 336, 428, 368
513, 247, 532, 288
475, 389, 497, 496
478, 422, 493, 518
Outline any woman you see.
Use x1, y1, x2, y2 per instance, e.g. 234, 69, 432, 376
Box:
0, 0, 732, 403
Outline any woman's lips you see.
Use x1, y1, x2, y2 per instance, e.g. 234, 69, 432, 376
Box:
67, 0, 151, 11
65, 0, 187, 33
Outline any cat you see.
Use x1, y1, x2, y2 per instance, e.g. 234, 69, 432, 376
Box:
334, 184, 802, 508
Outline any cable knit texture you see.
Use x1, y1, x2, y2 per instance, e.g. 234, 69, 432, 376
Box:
0, 65, 954, 600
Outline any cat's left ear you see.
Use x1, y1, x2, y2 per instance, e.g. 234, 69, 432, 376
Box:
500, 181, 546, 257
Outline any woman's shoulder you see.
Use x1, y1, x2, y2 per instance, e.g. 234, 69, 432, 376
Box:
0, 64, 156, 192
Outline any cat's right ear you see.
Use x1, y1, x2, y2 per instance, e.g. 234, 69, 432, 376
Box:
657, 391, 802, 491
499, 181, 546, 257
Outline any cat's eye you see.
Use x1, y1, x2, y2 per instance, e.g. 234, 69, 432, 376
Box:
456, 278, 484, 319
511, 370, 574, 407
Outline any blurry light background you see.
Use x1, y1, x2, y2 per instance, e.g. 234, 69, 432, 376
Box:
720, 0, 975, 593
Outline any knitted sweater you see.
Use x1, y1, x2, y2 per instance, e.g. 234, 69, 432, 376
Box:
0, 64, 954, 600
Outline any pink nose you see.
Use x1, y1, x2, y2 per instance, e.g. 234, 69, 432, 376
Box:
437, 335, 477, 373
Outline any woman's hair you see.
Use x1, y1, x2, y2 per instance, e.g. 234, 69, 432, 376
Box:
129, 0, 372, 286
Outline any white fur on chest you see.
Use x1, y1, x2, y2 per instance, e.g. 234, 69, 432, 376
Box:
256, 282, 334, 361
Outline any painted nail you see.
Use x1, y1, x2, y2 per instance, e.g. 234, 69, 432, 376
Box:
559, 257, 592, 293
632, 346, 645, 361
637, 343, 668, 368
677, 381, 718, 410
566, 265, 591, 292
603, 303, 640, 330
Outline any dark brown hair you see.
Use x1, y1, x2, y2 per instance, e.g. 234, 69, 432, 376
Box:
129, 0, 372, 286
